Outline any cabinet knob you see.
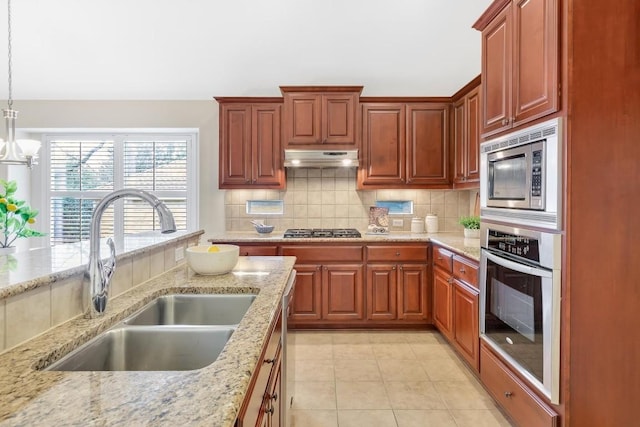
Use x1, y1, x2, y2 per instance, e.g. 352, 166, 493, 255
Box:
395, 252, 400, 256
265, 406, 274, 415
392, 266, 396, 270
324, 266, 328, 271
264, 358, 275, 364
459, 267, 466, 273
270, 392, 278, 401
504, 391, 513, 398
447, 277, 453, 284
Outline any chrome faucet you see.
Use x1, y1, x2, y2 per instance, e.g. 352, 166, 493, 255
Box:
85, 188, 176, 318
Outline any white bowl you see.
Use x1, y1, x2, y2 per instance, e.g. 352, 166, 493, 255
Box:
186, 245, 239, 275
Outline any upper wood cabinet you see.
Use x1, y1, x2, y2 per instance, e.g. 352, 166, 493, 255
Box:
280, 86, 362, 149
474, 0, 559, 137
216, 98, 285, 189
452, 77, 481, 187
358, 100, 449, 189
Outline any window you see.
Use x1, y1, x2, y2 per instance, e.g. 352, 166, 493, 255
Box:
44, 133, 197, 246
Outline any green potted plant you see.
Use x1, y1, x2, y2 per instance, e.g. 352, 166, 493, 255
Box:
0, 179, 46, 252
459, 215, 480, 239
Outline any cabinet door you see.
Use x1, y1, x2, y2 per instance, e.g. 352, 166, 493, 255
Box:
322, 93, 357, 145
433, 267, 453, 339
322, 264, 364, 321
452, 97, 467, 184
481, 3, 512, 136
398, 264, 429, 321
512, 0, 559, 125
366, 264, 397, 321
359, 103, 405, 188
219, 104, 252, 187
453, 279, 479, 371
252, 104, 284, 187
290, 264, 322, 322
284, 93, 322, 145
465, 86, 481, 182
406, 103, 449, 186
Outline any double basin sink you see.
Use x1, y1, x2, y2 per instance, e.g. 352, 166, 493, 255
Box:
46, 294, 256, 372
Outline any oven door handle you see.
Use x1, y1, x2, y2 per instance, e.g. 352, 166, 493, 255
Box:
483, 250, 552, 278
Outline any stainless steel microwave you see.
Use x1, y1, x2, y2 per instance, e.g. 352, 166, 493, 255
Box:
480, 118, 563, 231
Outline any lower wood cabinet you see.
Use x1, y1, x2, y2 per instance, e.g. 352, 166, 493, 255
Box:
432, 244, 479, 371
481, 343, 558, 427
237, 244, 279, 256
236, 310, 282, 427
322, 264, 365, 321
365, 244, 430, 325
289, 264, 322, 322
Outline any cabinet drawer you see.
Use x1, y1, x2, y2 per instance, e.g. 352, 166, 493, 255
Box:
453, 255, 478, 288
480, 344, 558, 427
281, 245, 363, 263
366, 245, 428, 262
433, 246, 453, 273
237, 245, 279, 256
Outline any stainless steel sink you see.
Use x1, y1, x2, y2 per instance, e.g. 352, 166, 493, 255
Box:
123, 294, 257, 326
47, 326, 234, 371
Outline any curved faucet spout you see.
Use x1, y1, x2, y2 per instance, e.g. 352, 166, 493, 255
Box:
85, 188, 176, 318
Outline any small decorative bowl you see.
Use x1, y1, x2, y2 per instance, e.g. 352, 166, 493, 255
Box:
186, 245, 239, 275
254, 224, 275, 234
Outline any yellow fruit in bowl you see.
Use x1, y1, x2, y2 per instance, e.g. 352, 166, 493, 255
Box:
207, 246, 220, 253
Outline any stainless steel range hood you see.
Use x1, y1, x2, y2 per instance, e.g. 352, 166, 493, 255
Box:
283, 149, 359, 168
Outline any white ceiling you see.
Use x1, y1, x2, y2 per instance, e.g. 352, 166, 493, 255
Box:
0, 0, 492, 100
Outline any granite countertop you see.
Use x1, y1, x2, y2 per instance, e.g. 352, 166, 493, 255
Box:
0, 256, 296, 426
0, 230, 203, 300
208, 231, 480, 261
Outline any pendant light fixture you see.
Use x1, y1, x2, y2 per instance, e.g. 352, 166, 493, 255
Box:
0, 0, 40, 168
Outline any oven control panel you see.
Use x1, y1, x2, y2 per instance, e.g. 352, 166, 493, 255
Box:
487, 229, 540, 263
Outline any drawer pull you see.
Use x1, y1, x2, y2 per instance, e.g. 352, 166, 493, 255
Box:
437, 256, 442, 260
270, 392, 278, 401
265, 406, 274, 415
264, 358, 275, 364
504, 391, 513, 398
459, 267, 466, 273
396, 252, 400, 256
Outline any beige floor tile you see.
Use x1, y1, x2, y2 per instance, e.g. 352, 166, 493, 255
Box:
338, 409, 398, 427
291, 409, 338, 427
450, 409, 514, 426
378, 359, 429, 382
293, 381, 337, 410
385, 381, 447, 410
334, 359, 382, 381
409, 343, 455, 360
336, 381, 391, 410
396, 331, 442, 344
434, 381, 496, 410
368, 331, 411, 343
421, 358, 470, 381
331, 331, 371, 344
333, 343, 375, 360
293, 331, 334, 345
371, 343, 416, 360
394, 409, 458, 427
296, 343, 334, 360
296, 359, 335, 382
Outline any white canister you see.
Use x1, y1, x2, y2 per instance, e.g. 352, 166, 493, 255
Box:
411, 217, 425, 233
425, 214, 439, 233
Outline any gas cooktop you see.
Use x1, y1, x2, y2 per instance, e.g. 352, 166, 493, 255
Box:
283, 228, 362, 238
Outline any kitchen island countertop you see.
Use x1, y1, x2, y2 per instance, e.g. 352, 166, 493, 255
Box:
208, 231, 480, 261
0, 256, 296, 427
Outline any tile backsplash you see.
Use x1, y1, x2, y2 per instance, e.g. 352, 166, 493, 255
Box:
225, 169, 477, 232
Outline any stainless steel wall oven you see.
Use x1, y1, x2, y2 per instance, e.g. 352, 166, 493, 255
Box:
479, 222, 561, 404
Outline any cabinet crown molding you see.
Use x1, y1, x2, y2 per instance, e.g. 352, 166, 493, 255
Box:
279, 85, 363, 94
472, 0, 511, 30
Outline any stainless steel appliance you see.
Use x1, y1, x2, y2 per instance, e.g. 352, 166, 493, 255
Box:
479, 222, 561, 404
282, 270, 296, 426
480, 117, 562, 230
283, 149, 359, 168
283, 228, 362, 238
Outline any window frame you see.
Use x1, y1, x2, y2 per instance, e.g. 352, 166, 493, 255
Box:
34, 130, 199, 247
